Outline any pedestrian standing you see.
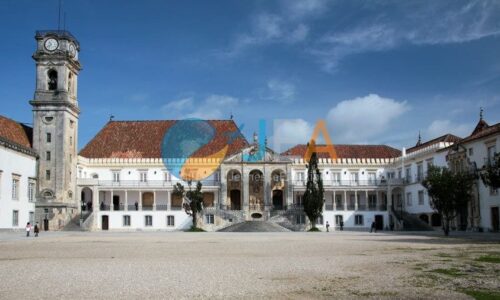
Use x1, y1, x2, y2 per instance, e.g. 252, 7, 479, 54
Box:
326, 221, 330, 232
34, 222, 39, 237
25, 222, 31, 237
340, 221, 344, 231
370, 221, 376, 233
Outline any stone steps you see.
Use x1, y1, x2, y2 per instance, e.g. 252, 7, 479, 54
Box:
218, 221, 291, 232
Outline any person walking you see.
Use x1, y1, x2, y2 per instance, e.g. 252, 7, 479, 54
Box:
25, 222, 31, 237
326, 221, 330, 232
34, 222, 39, 237
339, 221, 344, 231
370, 221, 376, 233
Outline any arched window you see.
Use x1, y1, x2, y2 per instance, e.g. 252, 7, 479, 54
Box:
48, 69, 58, 90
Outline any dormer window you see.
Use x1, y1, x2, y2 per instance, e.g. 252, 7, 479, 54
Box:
48, 69, 58, 90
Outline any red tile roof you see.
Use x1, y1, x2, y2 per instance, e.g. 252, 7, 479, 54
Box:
79, 120, 249, 159
406, 134, 461, 154
459, 121, 500, 144
281, 144, 401, 159
0, 115, 33, 149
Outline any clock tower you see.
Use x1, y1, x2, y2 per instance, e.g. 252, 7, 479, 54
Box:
30, 30, 81, 230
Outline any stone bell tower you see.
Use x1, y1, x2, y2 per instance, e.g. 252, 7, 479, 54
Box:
30, 30, 81, 230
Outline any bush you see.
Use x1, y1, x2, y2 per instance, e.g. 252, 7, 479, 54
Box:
308, 227, 321, 232
186, 226, 206, 232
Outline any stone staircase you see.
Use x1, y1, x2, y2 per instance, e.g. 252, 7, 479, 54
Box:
218, 221, 290, 232
391, 208, 434, 231
268, 209, 305, 231
62, 212, 92, 231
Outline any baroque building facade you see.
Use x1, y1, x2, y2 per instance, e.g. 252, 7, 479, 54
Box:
0, 30, 499, 232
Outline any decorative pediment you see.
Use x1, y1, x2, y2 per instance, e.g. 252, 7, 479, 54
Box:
224, 144, 292, 163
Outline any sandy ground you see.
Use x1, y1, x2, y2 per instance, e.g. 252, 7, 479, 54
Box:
0, 231, 499, 299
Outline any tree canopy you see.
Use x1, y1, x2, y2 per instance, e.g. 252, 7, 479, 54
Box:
422, 165, 475, 235
303, 151, 324, 229
172, 181, 204, 229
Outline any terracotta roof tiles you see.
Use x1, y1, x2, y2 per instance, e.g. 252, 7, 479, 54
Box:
79, 120, 249, 159
281, 144, 401, 159
0, 115, 33, 149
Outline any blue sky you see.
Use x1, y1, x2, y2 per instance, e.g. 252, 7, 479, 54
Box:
1, 0, 500, 153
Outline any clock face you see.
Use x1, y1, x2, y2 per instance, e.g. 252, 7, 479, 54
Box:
44, 38, 59, 51
69, 43, 76, 57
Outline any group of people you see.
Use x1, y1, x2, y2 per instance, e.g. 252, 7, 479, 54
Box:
325, 221, 344, 232
324, 220, 378, 232
25, 222, 40, 237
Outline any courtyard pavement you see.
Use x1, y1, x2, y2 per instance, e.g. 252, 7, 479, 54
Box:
0, 231, 499, 299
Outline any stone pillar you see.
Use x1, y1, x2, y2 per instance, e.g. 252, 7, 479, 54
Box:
333, 190, 336, 210
110, 190, 114, 211
167, 191, 171, 211
124, 190, 128, 211
355, 190, 358, 211
344, 190, 347, 211
243, 169, 249, 213
153, 191, 156, 211
138, 191, 143, 211
365, 190, 368, 210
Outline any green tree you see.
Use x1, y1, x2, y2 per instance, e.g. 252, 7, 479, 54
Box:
303, 150, 324, 230
480, 153, 500, 189
172, 181, 204, 230
422, 165, 475, 236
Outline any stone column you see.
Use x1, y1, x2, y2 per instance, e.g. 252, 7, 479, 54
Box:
355, 190, 358, 211
138, 191, 143, 211
365, 190, 368, 211
333, 190, 336, 210
167, 191, 171, 211
110, 190, 114, 211
153, 191, 156, 211
124, 190, 128, 211
344, 190, 347, 211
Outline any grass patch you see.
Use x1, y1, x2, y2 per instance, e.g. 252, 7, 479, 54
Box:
428, 268, 464, 277
462, 289, 500, 300
308, 227, 321, 232
435, 252, 453, 258
475, 255, 500, 264
186, 226, 206, 232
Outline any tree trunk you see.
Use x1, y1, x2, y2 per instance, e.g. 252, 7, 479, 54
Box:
443, 218, 450, 236
192, 212, 197, 229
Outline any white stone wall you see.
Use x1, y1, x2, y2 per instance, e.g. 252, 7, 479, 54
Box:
0, 146, 37, 229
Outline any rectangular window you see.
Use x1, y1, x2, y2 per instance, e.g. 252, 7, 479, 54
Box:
368, 194, 377, 209
350, 172, 359, 184
205, 214, 214, 224
46, 133, 51, 143
487, 145, 496, 165
46, 151, 51, 161
167, 215, 175, 227
368, 172, 376, 184
468, 148, 473, 156
332, 172, 341, 185
12, 210, 19, 227
29, 211, 34, 225
335, 215, 343, 225
417, 163, 423, 182
418, 190, 424, 205
140, 171, 148, 182
28, 182, 35, 202
405, 167, 412, 183
296, 171, 305, 182
316, 215, 324, 225
426, 158, 434, 170
406, 192, 412, 206
46, 170, 51, 181
12, 176, 19, 200
112, 171, 120, 183
354, 215, 364, 226
295, 194, 303, 206
145, 215, 153, 227
123, 215, 131, 226
397, 168, 402, 179
164, 171, 171, 182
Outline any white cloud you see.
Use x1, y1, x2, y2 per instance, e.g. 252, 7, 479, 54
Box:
265, 79, 296, 103
271, 118, 313, 152
326, 94, 410, 143
426, 120, 472, 138
283, 0, 329, 20
313, 0, 500, 71
162, 97, 193, 111
161, 94, 238, 119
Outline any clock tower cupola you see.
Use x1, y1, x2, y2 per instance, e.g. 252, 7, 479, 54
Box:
30, 30, 81, 230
